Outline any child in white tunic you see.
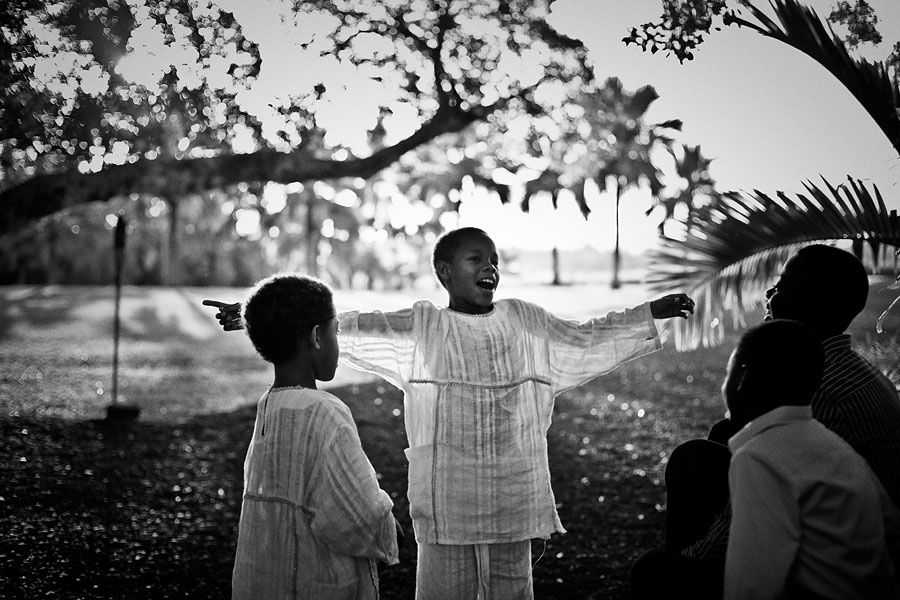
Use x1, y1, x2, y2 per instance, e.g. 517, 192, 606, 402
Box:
207, 228, 694, 599
229, 274, 399, 600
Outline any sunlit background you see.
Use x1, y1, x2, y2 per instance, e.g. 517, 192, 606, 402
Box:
104, 0, 900, 254
4, 0, 900, 290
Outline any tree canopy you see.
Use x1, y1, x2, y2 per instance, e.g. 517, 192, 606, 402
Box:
0, 0, 596, 236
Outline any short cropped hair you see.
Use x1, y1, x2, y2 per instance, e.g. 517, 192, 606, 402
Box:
791, 244, 869, 326
736, 319, 824, 405
431, 227, 491, 285
242, 274, 335, 364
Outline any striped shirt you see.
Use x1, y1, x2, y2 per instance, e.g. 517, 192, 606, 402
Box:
232, 388, 399, 600
812, 334, 900, 506
338, 298, 660, 545
683, 333, 900, 561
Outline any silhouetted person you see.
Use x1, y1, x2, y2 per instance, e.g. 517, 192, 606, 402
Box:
631, 245, 900, 599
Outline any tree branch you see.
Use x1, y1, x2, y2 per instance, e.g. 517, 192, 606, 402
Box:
0, 99, 484, 236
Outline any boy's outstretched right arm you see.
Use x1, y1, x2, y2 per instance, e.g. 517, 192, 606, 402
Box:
202, 299, 243, 330
649, 293, 695, 320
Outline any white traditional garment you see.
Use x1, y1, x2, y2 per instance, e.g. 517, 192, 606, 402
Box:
232, 387, 399, 600
415, 540, 534, 600
338, 298, 660, 545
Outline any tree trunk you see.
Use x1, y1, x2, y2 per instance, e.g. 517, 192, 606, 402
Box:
166, 199, 180, 286
158, 203, 170, 286
611, 180, 622, 289
551, 247, 562, 285
305, 193, 318, 278
40, 224, 59, 284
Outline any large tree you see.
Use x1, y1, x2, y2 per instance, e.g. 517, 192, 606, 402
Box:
0, 0, 594, 243
627, 0, 900, 348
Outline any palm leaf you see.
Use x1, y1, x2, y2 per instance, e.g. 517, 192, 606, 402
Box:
730, 0, 900, 154
648, 176, 900, 350
522, 169, 562, 212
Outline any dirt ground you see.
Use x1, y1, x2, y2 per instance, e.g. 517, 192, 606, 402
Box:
2, 282, 897, 599
1, 344, 729, 600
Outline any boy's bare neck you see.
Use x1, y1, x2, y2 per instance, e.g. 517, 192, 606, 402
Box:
448, 299, 494, 315
272, 361, 316, 390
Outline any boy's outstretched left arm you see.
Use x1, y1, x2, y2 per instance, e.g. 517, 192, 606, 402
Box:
649, 293, 695, 320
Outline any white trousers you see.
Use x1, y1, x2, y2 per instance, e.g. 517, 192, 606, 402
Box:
415, 540, 534, 600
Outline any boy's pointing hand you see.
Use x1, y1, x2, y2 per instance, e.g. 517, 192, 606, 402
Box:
202, 299, 244, 331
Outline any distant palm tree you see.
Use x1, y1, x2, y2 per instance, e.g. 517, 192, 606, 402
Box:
519, 169, 591, 285
656, 144, 720, 237
587, 78, 682, 288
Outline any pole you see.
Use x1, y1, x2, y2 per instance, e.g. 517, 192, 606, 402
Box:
112, 215, 125, 406
106, 215, 138, 422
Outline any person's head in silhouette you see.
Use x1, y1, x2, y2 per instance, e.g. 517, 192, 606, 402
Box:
764, 244, 868, 339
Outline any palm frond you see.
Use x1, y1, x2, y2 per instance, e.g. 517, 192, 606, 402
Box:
731, 0, 900, 154
522, 169, 563, 212
648, 176, 900, 350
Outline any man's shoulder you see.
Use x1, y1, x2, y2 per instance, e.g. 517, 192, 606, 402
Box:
736, 417, 851, 471
820, 345, 898, 400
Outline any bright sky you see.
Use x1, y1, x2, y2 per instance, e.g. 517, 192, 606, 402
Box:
528, 0, 900, 252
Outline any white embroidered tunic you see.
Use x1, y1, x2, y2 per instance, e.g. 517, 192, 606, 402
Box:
232, 387, 399, 600
338, 298, 660, 545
